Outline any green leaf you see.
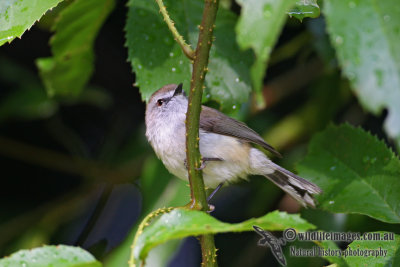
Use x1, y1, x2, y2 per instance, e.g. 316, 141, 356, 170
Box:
126, 0, 252, 110
0, 245, 102, 267
133, 208, 314, 264
235, 0, 297, 108
298, 124, 400, 223
344, 232, 400, 267
0, 0, 64, 46
323, 0, 400, 146
288, 0, 320, 21
36, 0, 115, 97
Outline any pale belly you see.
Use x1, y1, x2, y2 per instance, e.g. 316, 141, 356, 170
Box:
155, 129, 251, 188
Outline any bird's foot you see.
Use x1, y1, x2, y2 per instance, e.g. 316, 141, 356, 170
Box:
183, 199, 215, 213
207, 204, 215, 213
196, 157, 223, 170
184, 157, 222, 170
205, 182, 224, 213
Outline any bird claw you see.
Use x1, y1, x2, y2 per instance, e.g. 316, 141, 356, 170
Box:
184, 157, 222, 170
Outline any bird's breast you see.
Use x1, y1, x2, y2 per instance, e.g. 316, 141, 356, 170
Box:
147, 114, 187, 179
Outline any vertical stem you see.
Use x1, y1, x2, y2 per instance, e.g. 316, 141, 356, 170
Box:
185, 0, 219, 266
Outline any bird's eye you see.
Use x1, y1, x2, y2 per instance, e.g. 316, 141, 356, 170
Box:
157, 99, 163, 106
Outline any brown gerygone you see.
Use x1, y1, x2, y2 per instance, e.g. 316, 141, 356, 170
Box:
145, 84, 322, 207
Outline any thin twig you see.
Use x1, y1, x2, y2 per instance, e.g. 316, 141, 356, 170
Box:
155, 0, 195, 60
185, 0, 220, 266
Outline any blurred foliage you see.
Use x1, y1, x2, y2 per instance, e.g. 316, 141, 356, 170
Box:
104, 157, 190, 266
37, 0, 115, 97
235, 0, 297, 107
324, 0, 400, 148
0, 0, 399, 266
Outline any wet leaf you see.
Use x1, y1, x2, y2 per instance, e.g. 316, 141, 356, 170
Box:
133, 208, 314, 264
126, 0, 252, 110
323, 0, 400, 146
298, 124, 400, 223
0, 0, 63, 46
0, 245, 102, 267
288, 0, 320, 21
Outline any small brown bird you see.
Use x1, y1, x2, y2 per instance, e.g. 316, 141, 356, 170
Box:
145, 84, 322, 207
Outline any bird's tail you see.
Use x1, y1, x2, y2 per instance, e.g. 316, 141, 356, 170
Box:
249, 148, 322, 207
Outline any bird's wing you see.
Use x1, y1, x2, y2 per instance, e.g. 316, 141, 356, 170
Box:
200, 106, 282, 158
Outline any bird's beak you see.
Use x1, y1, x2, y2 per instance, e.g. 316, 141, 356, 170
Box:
173, 83, 184, 97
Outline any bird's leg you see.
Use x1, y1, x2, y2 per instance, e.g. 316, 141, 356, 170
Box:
207, 182, 224, 202
206, 182, 224, 213
183, 158, 223, 212
184, 157, 222, 170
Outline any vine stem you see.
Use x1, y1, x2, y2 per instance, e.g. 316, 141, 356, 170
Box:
128, 207, 174, 267
185, 0, 219, 266
155, 0, 195, 60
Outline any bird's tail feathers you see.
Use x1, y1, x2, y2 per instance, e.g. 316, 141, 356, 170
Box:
249, 148, 322, 207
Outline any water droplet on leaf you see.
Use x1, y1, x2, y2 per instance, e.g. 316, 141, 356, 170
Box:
164, 37, 173, 45
262, 4, 272, 19
335, 35, 344, 45
348, 2, 356, 8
